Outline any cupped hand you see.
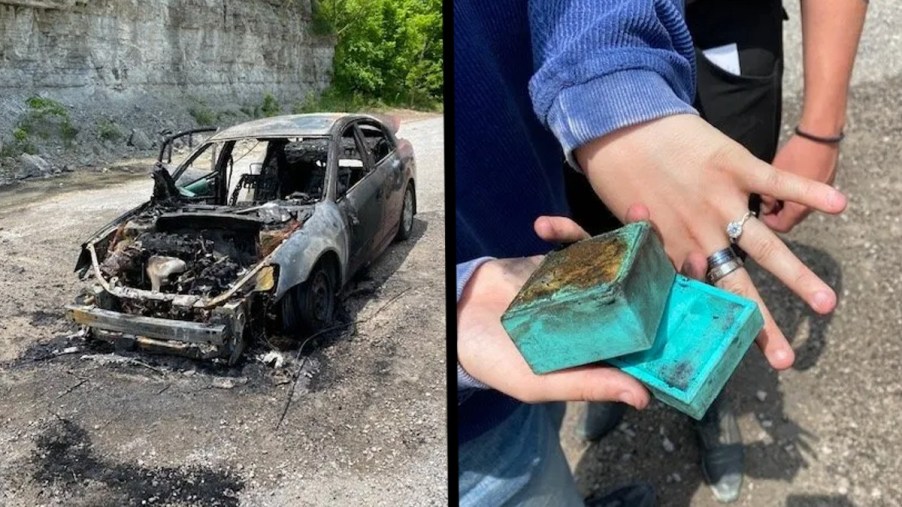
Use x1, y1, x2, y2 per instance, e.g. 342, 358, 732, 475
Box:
576, 114, 847, 370
458, 208, 652, 408
760, 134, 840, 232
457, 206, 708, 408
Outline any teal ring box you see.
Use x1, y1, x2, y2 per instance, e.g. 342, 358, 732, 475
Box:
500, 221, 764, 419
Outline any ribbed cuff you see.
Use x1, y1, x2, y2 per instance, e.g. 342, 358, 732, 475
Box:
456, 257, 494, 301
547, 69, 698, 170
456, 257, 495, 404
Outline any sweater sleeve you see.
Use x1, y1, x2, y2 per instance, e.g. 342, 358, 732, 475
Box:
456, 257, 494, 404
528, 0, 699, 169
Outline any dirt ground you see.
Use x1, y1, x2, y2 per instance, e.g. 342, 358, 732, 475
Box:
0, 116, 446, 506
560, 8, 902, 507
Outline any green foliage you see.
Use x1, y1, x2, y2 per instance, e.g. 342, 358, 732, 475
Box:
314, 0, 442, 110
189, 103, 216, 126
18, 96, 78, 144
1, 132, 36, 158
60, 122, 78, 142
25, 96, 68, 117
239, 105, 256, 118
260, 93, 282, 117
97, 119, 122, 141
310, 0, 334, 36
292, 89, 379, 114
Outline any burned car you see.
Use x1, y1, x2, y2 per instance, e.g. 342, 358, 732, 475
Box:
67, 113, 417, 364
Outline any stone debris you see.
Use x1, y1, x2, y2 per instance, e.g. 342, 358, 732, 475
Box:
16, 154, 52, 179
662, 436, 675, 453
755, 390, 768, 402
128, 129, 153, 150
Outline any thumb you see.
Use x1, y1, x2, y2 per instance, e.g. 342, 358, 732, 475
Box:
533, 216, 591, 244
759, 195, 782, 215
524, 365, 651, 409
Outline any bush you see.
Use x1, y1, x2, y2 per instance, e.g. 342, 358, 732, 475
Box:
97, 119, 122, 141
189, 103, 216, 126
18, 96, 78, 144
313, 0, 442, 110
260, 93, 281, 117
25, 96, 68, 117
292, 88, 382, 114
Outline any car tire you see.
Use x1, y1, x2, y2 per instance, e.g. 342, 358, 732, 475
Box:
282, 262, 336, 335
395, 184, 415, 241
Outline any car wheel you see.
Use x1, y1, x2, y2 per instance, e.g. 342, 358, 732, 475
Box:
395, 184, 415, 241
282, 263, 336, 335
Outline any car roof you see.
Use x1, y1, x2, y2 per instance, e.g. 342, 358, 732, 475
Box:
208, 113, 380, 141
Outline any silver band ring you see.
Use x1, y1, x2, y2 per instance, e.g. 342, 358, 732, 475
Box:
726, 211, 757, 243
706, 247, 738, 271
707, 258, 744, 284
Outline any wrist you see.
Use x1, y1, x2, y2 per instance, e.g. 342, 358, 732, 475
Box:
793, 126, 844, 147
798, 109, 846, 139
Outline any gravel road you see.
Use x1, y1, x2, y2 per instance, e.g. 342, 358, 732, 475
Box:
562, 9, 902, 507
0, 116, 446, 506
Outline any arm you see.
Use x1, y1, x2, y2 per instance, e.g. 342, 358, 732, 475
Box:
762, 0, 868, 231
528, 0, 698, 167
799, 0, 867, 136
529, 0, 847, 371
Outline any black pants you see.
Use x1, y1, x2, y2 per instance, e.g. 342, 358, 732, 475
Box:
564, 0, 786, 236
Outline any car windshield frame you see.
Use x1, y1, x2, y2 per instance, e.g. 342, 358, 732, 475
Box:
171, 135, 335, 205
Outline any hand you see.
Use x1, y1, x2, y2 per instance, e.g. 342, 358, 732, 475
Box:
760, 134, 840, 232
458, 209, 647, 407
457, 206, 708, 408
575, 114, 848, 371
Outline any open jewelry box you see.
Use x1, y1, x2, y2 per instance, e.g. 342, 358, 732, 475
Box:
501, 221, 763, 419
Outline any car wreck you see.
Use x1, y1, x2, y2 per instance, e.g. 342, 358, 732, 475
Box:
66, 114, 417, 364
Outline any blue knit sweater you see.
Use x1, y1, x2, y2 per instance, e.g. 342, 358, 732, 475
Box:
455, 0, 699, 444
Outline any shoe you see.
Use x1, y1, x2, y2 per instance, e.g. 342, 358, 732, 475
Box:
693, 396, 744, 503
584, 482, 656, 507
577, 401, 627, 442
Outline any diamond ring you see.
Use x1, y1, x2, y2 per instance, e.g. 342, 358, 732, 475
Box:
726, 211, 756, 244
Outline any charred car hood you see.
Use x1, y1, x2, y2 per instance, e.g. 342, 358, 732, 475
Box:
76, 202, 315, 308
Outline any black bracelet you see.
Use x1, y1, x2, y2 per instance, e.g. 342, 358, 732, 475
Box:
795, 126, 845, 144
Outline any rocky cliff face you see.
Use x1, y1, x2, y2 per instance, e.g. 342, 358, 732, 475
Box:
0, 0, 333, 106
0, 0, 335, 180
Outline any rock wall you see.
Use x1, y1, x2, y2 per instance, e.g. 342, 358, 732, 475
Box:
0, 0, 334, 121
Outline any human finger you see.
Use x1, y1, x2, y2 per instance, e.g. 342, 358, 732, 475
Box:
759, 194, 782, 215
533, 216, 591, 244
521, 365, 651, 408
735, 218, 836, 314
738, 157, 846, 214
760, 201, 812, 233
714, 267, 795, 370
680, 251, 708, 281
624, 203, 650, 222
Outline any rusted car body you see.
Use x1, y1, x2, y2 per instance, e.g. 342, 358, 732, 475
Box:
67, 113, 416, 363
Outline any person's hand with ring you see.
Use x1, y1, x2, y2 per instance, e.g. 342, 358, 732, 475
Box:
576, 114, 848, 371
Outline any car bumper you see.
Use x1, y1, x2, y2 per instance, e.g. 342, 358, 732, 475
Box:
66, 301, 247, 364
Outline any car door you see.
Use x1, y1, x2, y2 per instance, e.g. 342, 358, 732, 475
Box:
358, 121, 403, 241
336, 123, 387, 276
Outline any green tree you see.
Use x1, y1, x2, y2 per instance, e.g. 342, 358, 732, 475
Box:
314, 0, 443, 108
